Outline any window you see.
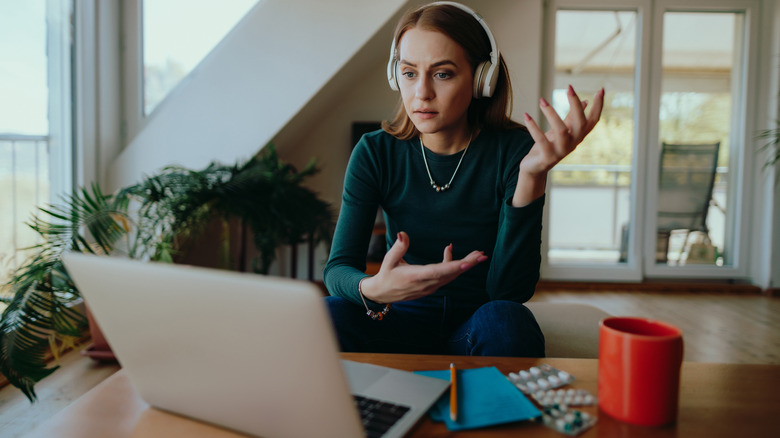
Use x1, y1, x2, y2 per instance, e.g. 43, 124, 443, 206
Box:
122, 0, 258, 139
0, 1, 71, 290
543, 0, 757, 281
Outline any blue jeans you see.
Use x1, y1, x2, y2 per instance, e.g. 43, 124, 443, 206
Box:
325, 295, 545, 357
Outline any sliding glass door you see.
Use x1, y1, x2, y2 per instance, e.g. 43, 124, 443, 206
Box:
542, 0, 758, 281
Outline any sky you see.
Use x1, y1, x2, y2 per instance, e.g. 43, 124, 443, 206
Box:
0, 0, 47, 135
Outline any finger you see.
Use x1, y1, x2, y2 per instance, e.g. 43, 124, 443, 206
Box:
586, 88, 606, 126
539, 98, 573, 156
539, 97, 568, 134
419, 252, 482, 282
523, 113, 550, 147
381, 231, 410, 270
442, 243, 453, 263
459, 250, 488, 271
565, 85, 586, 131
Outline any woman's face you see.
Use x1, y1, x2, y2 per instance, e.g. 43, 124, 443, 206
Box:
397, 27, 474, 139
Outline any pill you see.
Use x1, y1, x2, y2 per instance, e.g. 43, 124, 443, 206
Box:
530, 367, 541, 376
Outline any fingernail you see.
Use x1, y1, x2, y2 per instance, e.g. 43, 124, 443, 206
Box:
568, 84, 575, 95
523, 112, 531, 121
540, 97, 549, 107
478, 255, 489, 262
600, 87, 605, 96
397, 232, 402, 242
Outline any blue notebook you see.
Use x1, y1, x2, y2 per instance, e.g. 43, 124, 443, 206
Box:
415, 366, 541, 431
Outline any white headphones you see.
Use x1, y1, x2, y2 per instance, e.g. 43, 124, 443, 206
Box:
386, 1, 500, 99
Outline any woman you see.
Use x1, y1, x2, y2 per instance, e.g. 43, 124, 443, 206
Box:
323, 2, 603, 356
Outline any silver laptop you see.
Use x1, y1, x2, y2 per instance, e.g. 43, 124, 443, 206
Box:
63, 253, 449, 438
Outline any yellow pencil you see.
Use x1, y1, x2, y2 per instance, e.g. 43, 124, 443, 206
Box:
450, 362, 458, 422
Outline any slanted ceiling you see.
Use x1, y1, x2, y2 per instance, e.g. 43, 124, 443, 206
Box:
106, 0, 409, 190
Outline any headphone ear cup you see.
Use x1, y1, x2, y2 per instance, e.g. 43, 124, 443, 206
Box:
388, 59, 400, 91
473, 61, 490, 98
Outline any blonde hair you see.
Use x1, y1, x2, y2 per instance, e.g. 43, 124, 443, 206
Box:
382, 3, 523, 140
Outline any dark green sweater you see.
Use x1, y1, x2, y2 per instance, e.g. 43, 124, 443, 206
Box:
323, 128, 544, 305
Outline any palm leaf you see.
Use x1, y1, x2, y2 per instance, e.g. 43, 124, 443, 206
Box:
1, 184, 128, 402
757, 122, 780, 168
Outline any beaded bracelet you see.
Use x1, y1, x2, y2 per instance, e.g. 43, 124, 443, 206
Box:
358, 277, 392, 320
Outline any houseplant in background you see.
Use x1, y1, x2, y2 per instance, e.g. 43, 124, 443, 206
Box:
757, 121, 780, 171
0, 144, 334, 401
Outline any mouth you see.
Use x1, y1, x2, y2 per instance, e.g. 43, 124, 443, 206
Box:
414, 109, 438, 119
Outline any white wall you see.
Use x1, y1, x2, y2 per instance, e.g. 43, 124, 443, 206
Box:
105, 0, 409, 191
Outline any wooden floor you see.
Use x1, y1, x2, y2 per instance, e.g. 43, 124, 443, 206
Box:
0, 287, 778, 438
530, 288, 780, 364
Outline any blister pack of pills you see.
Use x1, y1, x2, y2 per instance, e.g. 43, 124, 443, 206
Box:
507, 364, 574, 393
532, 388, 597, 407
538, 404, 597, 436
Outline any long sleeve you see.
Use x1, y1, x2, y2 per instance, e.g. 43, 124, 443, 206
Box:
486, 195, 545, 302
323, 137, 382, 305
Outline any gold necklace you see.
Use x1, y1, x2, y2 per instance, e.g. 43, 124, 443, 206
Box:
420, 136, 471, 192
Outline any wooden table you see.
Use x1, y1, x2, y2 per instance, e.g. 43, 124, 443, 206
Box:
25, 354, 780, 438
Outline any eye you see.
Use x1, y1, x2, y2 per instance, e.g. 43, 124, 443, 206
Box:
401, 71, 416, 79
434, 71, 452, 80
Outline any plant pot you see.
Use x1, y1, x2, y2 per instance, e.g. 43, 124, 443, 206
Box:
82, 303, 117, 362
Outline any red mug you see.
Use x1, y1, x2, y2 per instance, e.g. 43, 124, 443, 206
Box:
598, 317, 684, 426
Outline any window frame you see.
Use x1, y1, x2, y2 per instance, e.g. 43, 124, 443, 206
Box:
541, 0, 761, 281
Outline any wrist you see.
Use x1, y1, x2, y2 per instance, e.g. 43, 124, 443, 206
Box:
358, 276, 392, 321
359, 276, 382, 304
513, 170, 548, 207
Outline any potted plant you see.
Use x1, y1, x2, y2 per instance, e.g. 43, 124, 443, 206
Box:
0, 144, 334, 401
757, 122, 780, 170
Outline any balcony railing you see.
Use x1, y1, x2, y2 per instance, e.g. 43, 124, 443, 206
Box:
0, 134, 50, 284
548, 163, 727, 263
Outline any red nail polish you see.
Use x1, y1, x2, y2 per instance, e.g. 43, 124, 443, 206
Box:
524, 112, 531, 121
568, 84, 575, 95
540, 98, 549, 107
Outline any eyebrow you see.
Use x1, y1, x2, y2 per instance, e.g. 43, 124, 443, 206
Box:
399, 59, 458, 68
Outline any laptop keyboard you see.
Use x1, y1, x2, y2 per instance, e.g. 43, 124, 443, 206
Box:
353, 395, 411, 438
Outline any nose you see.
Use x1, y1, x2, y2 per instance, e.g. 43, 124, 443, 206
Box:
415, 76, 434, 100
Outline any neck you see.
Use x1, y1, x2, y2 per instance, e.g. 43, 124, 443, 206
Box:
420, 129, 472, 155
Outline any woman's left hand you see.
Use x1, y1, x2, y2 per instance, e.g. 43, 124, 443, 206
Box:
513, 85, 604, 206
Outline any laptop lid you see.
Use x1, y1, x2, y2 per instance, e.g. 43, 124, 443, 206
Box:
64, 253, 367, 438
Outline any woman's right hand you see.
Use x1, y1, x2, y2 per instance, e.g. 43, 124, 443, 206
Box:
359, 231, 488, 304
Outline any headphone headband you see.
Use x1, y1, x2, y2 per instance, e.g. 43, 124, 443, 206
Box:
386, 1, 501, 98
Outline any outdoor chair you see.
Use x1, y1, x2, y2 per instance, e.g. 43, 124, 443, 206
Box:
656, 142, 720, 264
